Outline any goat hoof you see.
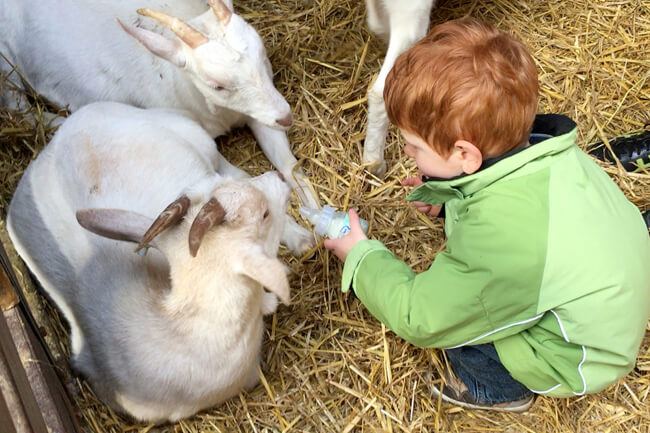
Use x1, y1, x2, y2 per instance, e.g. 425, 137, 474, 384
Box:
282, 220, 316, 256
261, 292, 279, 315
363, 158, 387, 177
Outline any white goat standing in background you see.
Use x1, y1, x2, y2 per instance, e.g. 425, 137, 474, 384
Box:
7, 102, 294, 423
0, 0, 319, 209
362, 0, 436, 175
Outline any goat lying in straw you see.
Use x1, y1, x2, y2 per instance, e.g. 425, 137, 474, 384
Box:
8, 102, 294, 423
0, 0, 319, 210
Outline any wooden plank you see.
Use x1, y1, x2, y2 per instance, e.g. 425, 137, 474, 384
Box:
0, 306, 49, 433
0, 259, 18, 311
0, 347, 22, 433
0, 239, 82, 433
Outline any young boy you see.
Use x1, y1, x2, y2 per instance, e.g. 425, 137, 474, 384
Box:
324, 18, 650, 412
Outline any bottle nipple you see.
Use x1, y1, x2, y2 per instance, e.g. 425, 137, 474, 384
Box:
300, 205, 336, 237
299, 206, 319, 223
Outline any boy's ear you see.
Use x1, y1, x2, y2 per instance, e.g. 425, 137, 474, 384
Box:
454, 140, 483, 175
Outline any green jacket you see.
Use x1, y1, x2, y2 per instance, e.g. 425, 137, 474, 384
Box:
342, 115, 650, 396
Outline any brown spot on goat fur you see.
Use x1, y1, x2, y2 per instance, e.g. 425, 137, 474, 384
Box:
79, 133, 102, 190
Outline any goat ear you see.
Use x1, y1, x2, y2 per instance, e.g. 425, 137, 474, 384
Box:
76, 209, 152, 244
237, 249, 290, 305
117, 19, 186, 67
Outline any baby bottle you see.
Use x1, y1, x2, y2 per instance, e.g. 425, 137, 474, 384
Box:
300, 206, 369, 239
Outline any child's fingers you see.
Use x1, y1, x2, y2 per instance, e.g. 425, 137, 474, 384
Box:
411, 201, 430, 212
323, 238, 336, 250
401, 177, 418, 186
401, 176, 422, 187
428, 205, 443, 217
348, 209, 362, 232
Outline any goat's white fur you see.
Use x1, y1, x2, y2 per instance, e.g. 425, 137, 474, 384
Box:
362, 0, 436, 175
7, 102, 295, 423
0, 0, 319, 209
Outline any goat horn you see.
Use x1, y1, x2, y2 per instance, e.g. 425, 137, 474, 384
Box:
137, 8, 208, 48
135, 195, 190, 252
188, 197, 226, 257
208, 0, 232, 25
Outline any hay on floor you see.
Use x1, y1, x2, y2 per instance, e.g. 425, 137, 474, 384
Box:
1, 0, 649, 432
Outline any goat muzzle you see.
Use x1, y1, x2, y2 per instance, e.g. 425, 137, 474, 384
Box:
136, 195, 190, 253
188, 197, 226, 257
137, 8, 208, 48
275, 113, 293, 128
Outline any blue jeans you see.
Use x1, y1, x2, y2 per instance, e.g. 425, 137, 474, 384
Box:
445, 344, 533, 404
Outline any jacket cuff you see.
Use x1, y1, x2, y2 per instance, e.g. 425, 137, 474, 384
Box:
340, 240, 388, 293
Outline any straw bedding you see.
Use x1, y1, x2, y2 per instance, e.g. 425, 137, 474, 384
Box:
1, 0, 649, 431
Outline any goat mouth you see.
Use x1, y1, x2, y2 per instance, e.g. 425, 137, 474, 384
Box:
246, 113, 291, 131
271, 120, 291, 131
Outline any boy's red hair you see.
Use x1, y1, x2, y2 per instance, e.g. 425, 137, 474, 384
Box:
384, 18, 539, 158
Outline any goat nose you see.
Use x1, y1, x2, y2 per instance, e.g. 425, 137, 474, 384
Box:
276, 171, 286, 182
276, 113, 293, 128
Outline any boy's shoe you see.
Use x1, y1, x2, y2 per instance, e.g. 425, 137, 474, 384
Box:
430, 369, 535, 413
589, 129, 650, 172
588, 131, 650, 230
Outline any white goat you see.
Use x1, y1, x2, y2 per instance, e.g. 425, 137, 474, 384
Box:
7, 102, 295, 423
0, 0, 319, 209
362, 0, 436, 175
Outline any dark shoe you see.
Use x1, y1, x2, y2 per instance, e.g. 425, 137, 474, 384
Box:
589, 129, 650, 172
430, 368, 535, 413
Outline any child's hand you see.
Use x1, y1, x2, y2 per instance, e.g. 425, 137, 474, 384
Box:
401, 176, 424, 188
323, 209, 367, 262
401, 177, 443, 218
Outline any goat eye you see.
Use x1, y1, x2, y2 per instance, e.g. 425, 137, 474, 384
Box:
209, 83, 226, 91
263, 210, 270, 219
